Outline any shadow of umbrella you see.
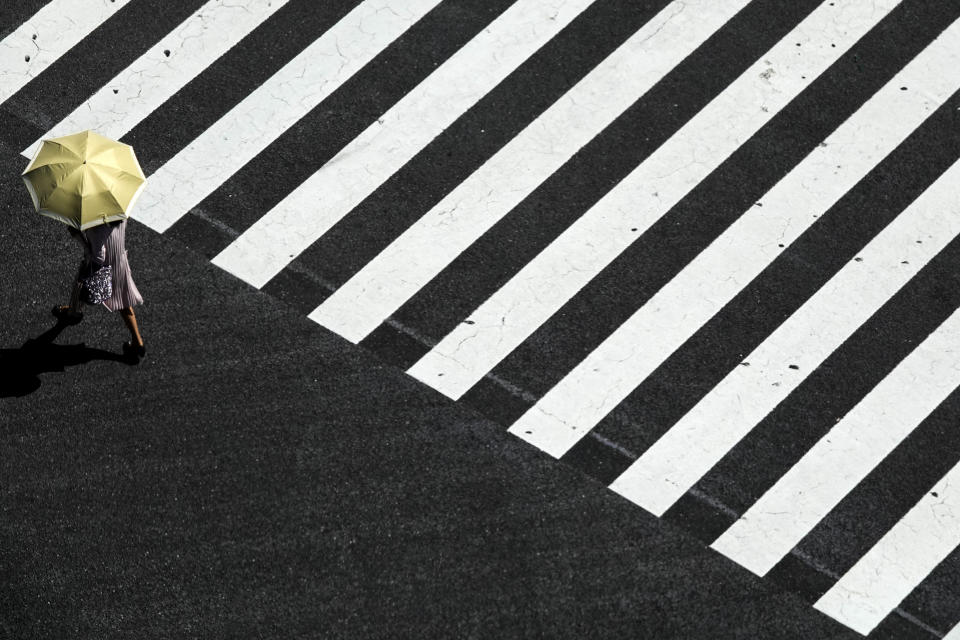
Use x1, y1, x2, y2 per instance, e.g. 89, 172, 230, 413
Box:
0, 320, 130, 398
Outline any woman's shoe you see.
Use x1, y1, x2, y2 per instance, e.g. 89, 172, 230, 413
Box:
52, 305, 83, 324
122, 341, 146, 363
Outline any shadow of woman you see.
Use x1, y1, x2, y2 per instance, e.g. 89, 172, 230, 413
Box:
0, 320, 130, 398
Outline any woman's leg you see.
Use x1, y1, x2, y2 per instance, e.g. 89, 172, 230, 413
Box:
120, 307, 144, 347
68, 278, 82, 313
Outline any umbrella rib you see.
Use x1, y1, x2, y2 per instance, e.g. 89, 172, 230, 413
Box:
47, 140, 83, 164
86, 162, 145, 183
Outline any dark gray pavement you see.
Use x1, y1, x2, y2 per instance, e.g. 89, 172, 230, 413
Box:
0, 135, 861, 638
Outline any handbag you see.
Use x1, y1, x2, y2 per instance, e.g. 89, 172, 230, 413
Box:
79, 264, 113, 305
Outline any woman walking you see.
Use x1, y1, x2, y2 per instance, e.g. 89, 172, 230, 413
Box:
23, 130, 149, 363
54, 220, 146, 361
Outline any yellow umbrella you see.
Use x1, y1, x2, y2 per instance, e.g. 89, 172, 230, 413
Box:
22, 130, 147, 230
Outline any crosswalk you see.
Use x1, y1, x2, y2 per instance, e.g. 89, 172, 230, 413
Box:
19, 0, 292, 159
4, 1, 960, 636
309, 0, 753, 341
135, 0, 443, 233
599, 29, 960, 510
410, 0, 905, 399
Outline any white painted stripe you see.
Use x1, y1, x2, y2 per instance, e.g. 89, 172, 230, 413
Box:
309, 0, 751, 342
710, 219, 960, 576
407, 0, 903, 400
814, 443, 960, 635
134, 0, 443, 233
946, 621, 960, 640
505, 17, 960, 461
618, 159, 960, 520
0, 0, 133, 106
21, 0, 290, 159
212, 0, 601, 288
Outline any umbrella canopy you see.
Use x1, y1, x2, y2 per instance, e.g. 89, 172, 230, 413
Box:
22, 130, 147, 230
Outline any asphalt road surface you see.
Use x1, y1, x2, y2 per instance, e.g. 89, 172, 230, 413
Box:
2, 1, 960, 638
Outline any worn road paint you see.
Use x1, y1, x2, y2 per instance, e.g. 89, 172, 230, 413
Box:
0, 0, 133, 106
22, 0, 291, 159
309, 0, 751, 343
134, 0, 443, 233
509, 15, 959, 462
708, 171, 960, 574
408, 0, 902, 401
814, 438, 960, 635
213, 0, 601, 289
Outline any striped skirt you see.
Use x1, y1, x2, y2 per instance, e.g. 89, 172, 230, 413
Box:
72, 220, 144, 312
